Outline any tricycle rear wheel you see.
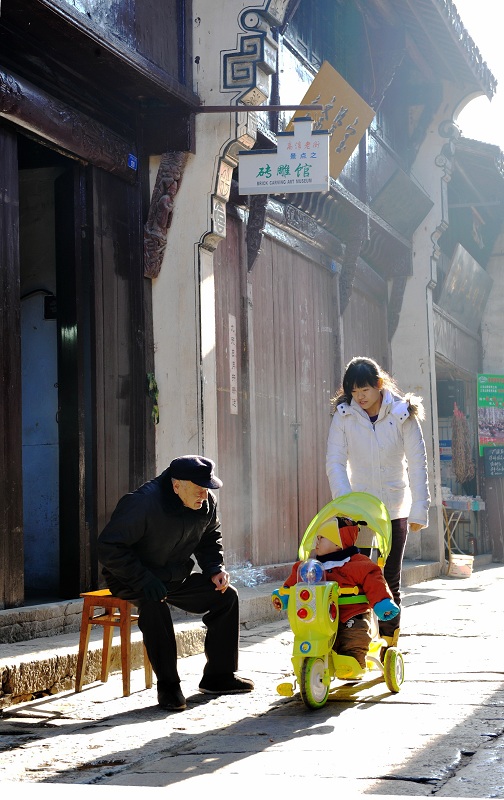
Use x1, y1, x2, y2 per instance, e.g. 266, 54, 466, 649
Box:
300, 657, 329, 709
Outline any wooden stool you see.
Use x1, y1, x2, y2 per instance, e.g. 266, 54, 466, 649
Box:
75, 589, 153, 697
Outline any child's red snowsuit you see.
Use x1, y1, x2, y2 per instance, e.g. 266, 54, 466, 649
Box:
280, 521, 394, 667
281, 554, 393, 624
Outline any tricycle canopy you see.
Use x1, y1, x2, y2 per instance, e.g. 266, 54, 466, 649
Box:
298, 492, 392, 562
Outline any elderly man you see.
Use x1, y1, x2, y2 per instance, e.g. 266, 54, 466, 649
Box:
97, 455, 254, 711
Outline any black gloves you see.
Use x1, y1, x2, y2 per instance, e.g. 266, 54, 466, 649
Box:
143, 576, 167, 602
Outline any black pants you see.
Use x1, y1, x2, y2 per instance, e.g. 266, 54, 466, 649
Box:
134, 574, 239, 686
380, 517, 408, 638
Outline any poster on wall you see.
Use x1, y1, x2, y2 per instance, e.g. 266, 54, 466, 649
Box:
477, 373, 504, 457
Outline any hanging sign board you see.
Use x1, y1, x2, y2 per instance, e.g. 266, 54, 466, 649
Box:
238, 117, 329, 195
477, 373, 504, 455
287, 60, 375, 181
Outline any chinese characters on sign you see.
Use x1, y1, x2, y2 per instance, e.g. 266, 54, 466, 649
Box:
229, 314, 238, 415
287, 60, 375, 181
477, 374, 504, 456
483, 447, 504, 477
238, 117, 329, 195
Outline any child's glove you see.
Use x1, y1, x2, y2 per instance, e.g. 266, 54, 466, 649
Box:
373, 598, 400, 621
271, 587, 290, 610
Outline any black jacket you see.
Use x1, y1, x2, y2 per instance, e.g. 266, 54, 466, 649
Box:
97, 468, 224, 597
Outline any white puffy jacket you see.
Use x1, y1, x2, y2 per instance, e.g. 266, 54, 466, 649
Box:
326, 389, 430, 526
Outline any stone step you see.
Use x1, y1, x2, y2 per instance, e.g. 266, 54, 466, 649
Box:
0, 559, 454, 709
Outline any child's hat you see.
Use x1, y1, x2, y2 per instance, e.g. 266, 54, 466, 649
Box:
318, 517, 360, 549
317, 518, 342, 548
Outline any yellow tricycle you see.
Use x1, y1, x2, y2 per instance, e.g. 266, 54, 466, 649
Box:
274, 492, 405, 709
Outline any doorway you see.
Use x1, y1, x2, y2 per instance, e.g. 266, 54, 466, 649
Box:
18, 134, 92, 601
1, 125, 149, 609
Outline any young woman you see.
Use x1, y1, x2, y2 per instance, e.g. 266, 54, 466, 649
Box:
326, 356, 430, 646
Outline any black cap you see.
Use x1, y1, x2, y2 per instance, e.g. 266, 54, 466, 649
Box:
168, 455, 223, 489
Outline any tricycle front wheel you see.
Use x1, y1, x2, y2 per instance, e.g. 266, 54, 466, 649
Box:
300, 657, 329, 709
383, 646, 405, 692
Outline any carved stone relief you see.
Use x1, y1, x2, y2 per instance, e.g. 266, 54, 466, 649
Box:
143, 151, 188, 279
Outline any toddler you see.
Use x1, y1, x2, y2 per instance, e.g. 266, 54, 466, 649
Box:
272, 517, 399, 668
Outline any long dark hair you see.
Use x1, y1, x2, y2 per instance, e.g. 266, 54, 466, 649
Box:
332, 356, 424, 419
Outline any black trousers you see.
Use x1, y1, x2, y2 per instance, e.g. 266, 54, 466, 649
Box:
134, 574, 239, 686
380, 517, 408, 638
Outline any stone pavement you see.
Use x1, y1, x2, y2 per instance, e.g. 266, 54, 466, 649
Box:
1, 557, 503, 797
0, 559, 442, 707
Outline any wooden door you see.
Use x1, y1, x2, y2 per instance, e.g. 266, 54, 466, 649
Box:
55, 165, 150, 597
92, 167, 152, 544
55, 167, 90, 597
214, 217, 251, 567
342, 277, 389, 371
0, 127, 24, 608
249, 238, 335, 564
215, 214, 336, 567
248, 236, 300, 564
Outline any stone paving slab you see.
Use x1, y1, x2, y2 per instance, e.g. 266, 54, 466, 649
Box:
0, 783, 454, 797
1, 562, 504, 796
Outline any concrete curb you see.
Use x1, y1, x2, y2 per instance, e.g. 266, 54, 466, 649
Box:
0, 558, 477, 709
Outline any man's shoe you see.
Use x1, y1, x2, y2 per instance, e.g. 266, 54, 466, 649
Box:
198, 674, 254, 695
157, 683, 187, 711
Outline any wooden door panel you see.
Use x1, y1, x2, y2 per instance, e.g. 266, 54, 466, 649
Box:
249, 237, 294, 564
54, 167, 88, 597
214, 217, 250, 566
215, 214, 336, 567
269, 244, 302, 561
0, 127, 24, 608
293, 254, 334, 536
92, 168, 148, 541
250, 240, 334, 564
343, 286, 389, 370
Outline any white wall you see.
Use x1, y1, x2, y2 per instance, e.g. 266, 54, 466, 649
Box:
150, 1, 254, 472
391, 88, 462, 563
482, 230, 504, 373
